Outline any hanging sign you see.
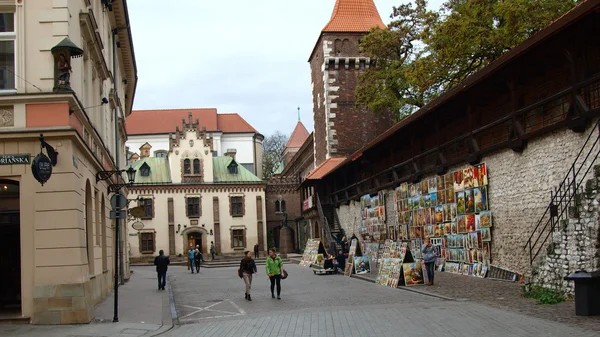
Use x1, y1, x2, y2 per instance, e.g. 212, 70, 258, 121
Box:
0, 154, 30, 165
131, 221, 144, 231
129, 206, 145, 219
31, 153, 52, 185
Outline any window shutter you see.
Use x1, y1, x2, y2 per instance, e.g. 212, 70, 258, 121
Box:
229, 196, 232, 216
275, 200, 280, 213
242, 196, 246, 216
151, 199, 155, 218
199, 197, 202, 216
185, 197, 188, 217
243, 229, 247, 248
152, 232, 156, 252
138, 233, 142, 253
230, 229, 234, 249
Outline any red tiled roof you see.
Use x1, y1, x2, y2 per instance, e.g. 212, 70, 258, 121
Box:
306, 157, 346, 180
322, 0, 386, 32
125, 108, 257, 135
286, 122, 310, 148
217, 114, 258, 133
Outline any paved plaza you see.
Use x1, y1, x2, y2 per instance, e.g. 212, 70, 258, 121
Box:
0, 264, 599, 336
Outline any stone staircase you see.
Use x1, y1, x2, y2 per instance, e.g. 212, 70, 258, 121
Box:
529, 165, 600, 294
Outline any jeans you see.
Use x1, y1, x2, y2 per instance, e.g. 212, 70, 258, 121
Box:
269, 274, 281, 296
211, 252, 215, 260
189, 259, 195, 273
254, 251, 259, 259
157, 271, 166, 290
243, 272, 253, 295
194, 260, 201, 272
425, 262, 435, 283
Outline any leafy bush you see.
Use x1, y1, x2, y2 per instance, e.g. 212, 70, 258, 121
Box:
523, 285, 565, 304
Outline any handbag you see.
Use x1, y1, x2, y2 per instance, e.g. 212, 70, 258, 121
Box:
237, 268, 243, 278
281, 269, 288, 280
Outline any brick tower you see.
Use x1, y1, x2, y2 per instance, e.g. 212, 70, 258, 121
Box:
309, 0, 396, 167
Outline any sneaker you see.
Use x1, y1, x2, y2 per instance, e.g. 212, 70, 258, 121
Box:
271, 293, 275, 299
277, 296, 281, 300
247, 295, 252, 301
245, 293, 248, 299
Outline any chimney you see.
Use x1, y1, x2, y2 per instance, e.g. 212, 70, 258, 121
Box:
225, 148, 236, 160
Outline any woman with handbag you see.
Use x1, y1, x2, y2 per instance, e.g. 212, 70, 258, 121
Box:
239, 251, 257, 301
265, 248, 285, 299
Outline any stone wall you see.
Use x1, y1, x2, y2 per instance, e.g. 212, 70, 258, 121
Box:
531, 167, 600, 294
336, 200, 363, 239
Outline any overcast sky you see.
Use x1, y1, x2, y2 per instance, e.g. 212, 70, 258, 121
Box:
127, 0, 445, 137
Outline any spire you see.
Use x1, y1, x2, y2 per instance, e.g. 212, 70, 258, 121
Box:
286, 121, 310, 149
322, 0, 386, 33
297, 106, 301, 122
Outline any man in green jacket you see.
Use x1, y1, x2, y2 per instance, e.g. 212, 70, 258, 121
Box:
265, 248, 284, 299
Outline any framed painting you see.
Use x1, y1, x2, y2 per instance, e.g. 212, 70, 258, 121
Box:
402, 262, 424, 286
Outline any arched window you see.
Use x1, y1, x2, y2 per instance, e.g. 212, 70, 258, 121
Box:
193, 159, 200, 174
183, 159, 191, 174
281, 200, 286, 213
275, 200, 280, 213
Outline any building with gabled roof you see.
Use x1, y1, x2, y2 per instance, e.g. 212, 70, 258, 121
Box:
127, 115, 266, 258
125, 108, 264, 178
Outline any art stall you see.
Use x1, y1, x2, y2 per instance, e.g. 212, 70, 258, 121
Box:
395, 163, 492, 278
344, 238, 366, 276
358, 191, 387, 266
299, 239, 327, 267
375, 240, 422, 287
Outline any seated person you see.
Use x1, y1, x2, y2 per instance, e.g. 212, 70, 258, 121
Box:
323, 255, 335, 270
336, 250, 346, 272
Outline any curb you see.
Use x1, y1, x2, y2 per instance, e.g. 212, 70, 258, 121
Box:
144, 275, 177, 336
351, 274, 456, 301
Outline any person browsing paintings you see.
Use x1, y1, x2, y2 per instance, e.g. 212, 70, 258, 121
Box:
265, 248, 284, 299
422, 236, 436, 286
240, 251, 257, 301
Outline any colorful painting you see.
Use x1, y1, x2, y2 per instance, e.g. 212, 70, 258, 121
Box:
454, 170, 464, 191
474, 186, 488, 212
478, 211, 492, 228
403, 262, 424, 286
457, 215, 466, 233
434, 205, 444, 223
476, 163, 488, 186
315, 254, 324, 266
437, 190, 446, 205
446, 186, 455, 203
456, 191, 465, 214
464, 189, 475, 213
354, 256, 371, 274
430, 193, 437, 207
437, 176, 445, 191
466, 214, 476, 232
428, 177, 437, 194
421, 180, 429, 195
463, 167, 474, 189
480, 227, 491, 241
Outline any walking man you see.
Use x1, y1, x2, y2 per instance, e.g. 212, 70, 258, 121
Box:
194, 247, 202, 273
188, 247, 196, 274
254, 243, 260, 259
154, 250, 169, 290
210, 241, 216, 260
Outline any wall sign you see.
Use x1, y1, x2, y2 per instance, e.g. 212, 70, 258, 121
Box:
31, 153, 52, 185
131, 221, 144, 231
0, 154, 30, 165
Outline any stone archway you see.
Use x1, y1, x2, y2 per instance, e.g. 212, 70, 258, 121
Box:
181, 227, 209, 255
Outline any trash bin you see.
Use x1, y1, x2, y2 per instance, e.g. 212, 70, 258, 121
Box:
564, 270, 600, 316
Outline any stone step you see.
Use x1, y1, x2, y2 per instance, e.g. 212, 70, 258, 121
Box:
0, 316, 30, 324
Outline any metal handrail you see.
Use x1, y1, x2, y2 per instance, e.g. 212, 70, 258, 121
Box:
524, 115, 600, 264
316, 193, 335, 253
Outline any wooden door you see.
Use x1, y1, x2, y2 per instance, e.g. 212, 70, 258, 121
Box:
187, 237, 195, 250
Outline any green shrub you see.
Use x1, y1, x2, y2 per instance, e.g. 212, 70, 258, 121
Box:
523, 285, 565, 304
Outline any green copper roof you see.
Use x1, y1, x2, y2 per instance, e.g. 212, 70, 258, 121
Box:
213, 156, 262, 183
128, 157, 171, 184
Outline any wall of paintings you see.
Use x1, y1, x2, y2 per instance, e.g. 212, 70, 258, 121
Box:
358, 191, 387, 242
394, 163, 492, 278
299, 239, 326, 267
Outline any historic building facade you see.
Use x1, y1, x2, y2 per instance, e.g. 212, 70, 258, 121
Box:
125, 108, 264, 177
0, 0, 137, 324
127, 117, 267, 258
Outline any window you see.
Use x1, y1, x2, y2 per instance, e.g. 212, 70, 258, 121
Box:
183, 159, 191, 174
0, 13, 15, 91
232, 229, 244, 248
228, 164, 238, 174
140, 163, 150, 177
281, 200, 286, 212
140, 232, 155, 253
212, 151, 218, 157
142, 198, 153, 219
193, 159, 200, 174
187, 197, 200, 217
275, 200, 280, 213
154, 150, 168, 158
241, 163, 255, 174
231, 196, 243, 217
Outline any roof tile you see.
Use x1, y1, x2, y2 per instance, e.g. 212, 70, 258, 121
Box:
306, 157, 346, 180
286, 121, 310, 148
322, 0, 386, 32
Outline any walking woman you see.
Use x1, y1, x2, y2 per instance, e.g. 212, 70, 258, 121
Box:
240, 251, 257, 301
265, 248, 284, 299
422, 236, 436, 285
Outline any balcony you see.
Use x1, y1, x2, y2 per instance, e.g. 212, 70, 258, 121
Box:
302, 195, 314, 212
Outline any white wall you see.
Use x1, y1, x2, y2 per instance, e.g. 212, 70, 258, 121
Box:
221, 133, 255, 164
127, 134, 170, 155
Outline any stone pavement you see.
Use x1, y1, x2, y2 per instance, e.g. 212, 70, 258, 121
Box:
353, 263, 600, 331
1, 263, 599, 337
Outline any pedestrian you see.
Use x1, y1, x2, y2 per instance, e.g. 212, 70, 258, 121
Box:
240, 250, 257, 301
266, 248, 284, 299
188, 247, 196, 274
153, 249, 170, 290
210, 241, 216, 260
254, 243, 260, 259
341, 236, 348, 253
422, 236, 436, 286
336, 250, 346, 273
194, 248, 202, 273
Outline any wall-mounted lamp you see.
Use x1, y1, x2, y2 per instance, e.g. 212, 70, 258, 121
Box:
101, 97, 109, 105
176, 224, 181, 234
210, 229, 213, 236
202, 224, 205, 227
184, 224, 187, 229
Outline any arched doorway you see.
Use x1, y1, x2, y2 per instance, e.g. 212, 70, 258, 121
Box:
0, 180, 20, 315
181, 227, 208, 254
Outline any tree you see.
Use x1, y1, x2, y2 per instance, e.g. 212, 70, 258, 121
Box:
262, 131, 289, 180
356, 0, 582, 120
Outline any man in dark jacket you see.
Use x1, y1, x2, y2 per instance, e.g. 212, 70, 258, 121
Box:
154, 250, 170, 290
336, 250, 346, 273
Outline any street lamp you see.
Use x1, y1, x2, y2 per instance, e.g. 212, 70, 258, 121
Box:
95, 166, 136, 323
